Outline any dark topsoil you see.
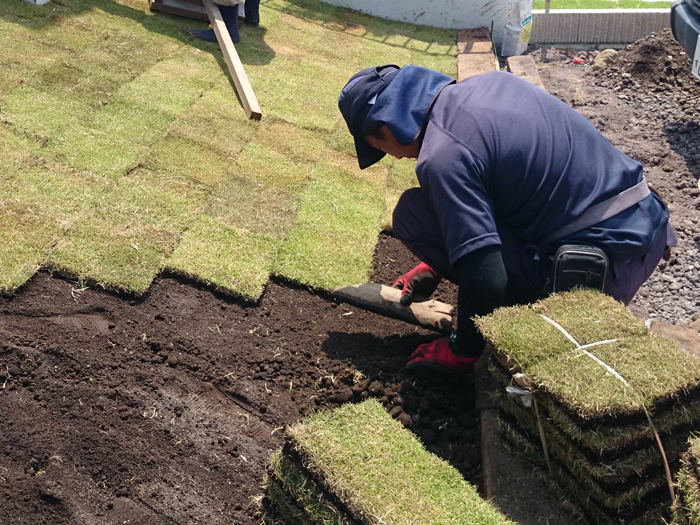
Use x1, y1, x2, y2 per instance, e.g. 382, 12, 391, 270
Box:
1, 29, 699, 525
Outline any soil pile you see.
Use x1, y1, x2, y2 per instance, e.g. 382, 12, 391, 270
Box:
603, 30, 699, 90
476, 290, 700, 524
590, 30, 700, 327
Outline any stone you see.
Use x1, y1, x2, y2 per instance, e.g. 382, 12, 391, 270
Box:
592, 48, 618, 72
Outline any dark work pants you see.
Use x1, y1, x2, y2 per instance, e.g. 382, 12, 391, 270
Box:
392, 187, 674, 306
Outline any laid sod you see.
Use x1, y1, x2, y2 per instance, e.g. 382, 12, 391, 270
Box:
0, 0, 456, 299
474, 289, 700, 523
263, 399, 514, 525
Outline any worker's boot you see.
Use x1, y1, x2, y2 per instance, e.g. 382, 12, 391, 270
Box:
244, 0, 260, 26
187, 4, 240, 44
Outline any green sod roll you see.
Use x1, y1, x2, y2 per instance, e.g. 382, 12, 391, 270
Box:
269, 399, 513, 525
473, 290, 700, 524
475, 289, 700, 423
267, 450, 352, 524
263, 475, 316, 525
498, 417, 671, 525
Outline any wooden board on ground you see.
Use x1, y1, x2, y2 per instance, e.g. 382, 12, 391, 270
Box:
456, 28, 499, 82
149, 0, 208, 21
648, 320, 700, 358
506, 55, 546, 91
204, 0, 262, 120
330, 282, 454, 333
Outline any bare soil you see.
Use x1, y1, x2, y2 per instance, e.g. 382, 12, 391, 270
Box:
1, 29, 699, 525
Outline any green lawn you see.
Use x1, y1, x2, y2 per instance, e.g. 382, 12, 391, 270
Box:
0, 0, 456, 299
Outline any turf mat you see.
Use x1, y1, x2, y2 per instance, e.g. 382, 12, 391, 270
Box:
0, 0, 457, 299
475, 290, 700, 523
475, 289, 700, 421
267, 399, 513, 525
499, 417, 672, 524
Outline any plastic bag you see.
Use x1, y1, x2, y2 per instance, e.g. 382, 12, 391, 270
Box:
501, 0, 533, 57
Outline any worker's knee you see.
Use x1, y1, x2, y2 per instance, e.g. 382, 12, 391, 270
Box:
604, 225, 672, 305
392, 187, 432, 243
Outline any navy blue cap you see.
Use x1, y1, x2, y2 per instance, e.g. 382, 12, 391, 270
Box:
338, 65, 400, 169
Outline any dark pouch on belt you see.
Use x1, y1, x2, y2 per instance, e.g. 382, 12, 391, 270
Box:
549, 244, 609, 293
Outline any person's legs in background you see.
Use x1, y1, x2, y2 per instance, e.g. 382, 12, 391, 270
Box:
187, 3, 241, 43
244, 0, 260, 25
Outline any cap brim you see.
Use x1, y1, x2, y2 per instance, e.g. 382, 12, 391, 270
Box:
354, 136, 386, 170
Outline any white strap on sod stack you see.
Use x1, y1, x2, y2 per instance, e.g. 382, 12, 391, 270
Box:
507, 314, 676, 504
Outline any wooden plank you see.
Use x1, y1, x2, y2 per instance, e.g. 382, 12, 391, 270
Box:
473, 346, 500, 411
330, 282, 454, 334
149, 0, 208, 21
506, 55, 546, 91
648, 320, 700, 359
456, 28, 499, 82
480, 408, 502, 501
204, 0, 262, 120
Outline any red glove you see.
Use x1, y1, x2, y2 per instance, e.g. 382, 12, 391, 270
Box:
392, 262, 441, 306
405, 337, 480, 373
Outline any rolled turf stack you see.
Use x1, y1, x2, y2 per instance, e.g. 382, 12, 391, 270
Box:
672, 436, 700, 524
474, 289, 700, 524
261, 398, 514, 525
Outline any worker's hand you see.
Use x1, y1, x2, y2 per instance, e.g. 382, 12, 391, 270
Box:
405, 337, 480, 373
392, 262, 441, 306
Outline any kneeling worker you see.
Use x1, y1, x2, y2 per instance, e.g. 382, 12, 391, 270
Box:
338, 65, 676, 373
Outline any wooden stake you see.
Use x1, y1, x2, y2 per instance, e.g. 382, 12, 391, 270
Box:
204, 0, 262, 120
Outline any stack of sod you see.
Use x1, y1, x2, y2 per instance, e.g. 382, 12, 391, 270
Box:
261, 398, 514, 525
474, 289, 700, 525
672, 436, 700, 524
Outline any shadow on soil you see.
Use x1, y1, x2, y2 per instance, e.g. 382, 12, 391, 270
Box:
663, 121, 700, 185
